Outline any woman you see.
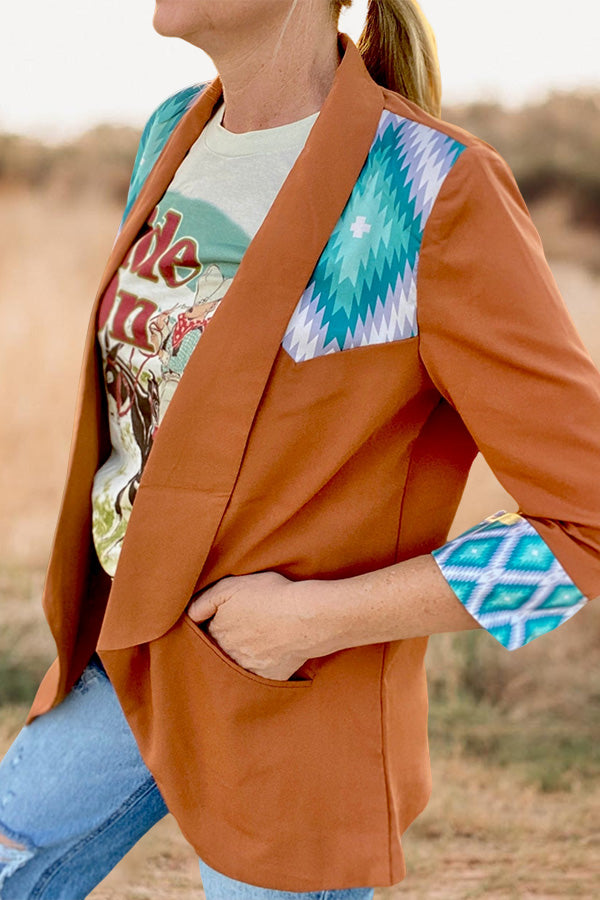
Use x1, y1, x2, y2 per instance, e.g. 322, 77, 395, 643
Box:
1, 1, 599, 897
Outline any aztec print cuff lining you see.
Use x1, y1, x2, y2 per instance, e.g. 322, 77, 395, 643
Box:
431, 512, 588, 651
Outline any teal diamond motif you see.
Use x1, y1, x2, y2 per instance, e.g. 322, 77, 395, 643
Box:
479, 583, 538, 614
487, 624, 513, 648
445, 536, 504, 569
538, 585, 585, 610
524, 615, 564, 644
447, 580, 479, 604
505, 536, 554, 573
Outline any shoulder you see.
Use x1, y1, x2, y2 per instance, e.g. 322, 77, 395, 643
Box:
136, 83, 209, 169
381, 86, 500, 159
376, 88, 526, 231
144, 84, 208, 133
122, 83, 210, 222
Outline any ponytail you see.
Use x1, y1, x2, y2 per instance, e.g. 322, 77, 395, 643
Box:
334, 0, 442, 117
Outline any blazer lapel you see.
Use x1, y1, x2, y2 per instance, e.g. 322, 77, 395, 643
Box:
39, 77, 224, 668
97, 35, 384, 650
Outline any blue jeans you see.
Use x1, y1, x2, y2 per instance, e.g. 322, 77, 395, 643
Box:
0, 655, 374, 900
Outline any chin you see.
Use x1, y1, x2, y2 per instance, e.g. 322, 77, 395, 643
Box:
153, 10, 178, 38
153, 1, 200, 39
153, 1, 283, 43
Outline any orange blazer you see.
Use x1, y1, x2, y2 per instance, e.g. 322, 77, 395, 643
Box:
27, 36, 600, 891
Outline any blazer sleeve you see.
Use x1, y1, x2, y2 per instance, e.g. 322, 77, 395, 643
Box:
416, 141, 600, 651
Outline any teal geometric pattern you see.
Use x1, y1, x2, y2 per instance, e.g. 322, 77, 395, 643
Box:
120, 84, 207, 229
282, 111, 466, 362
432, 513, 588, 650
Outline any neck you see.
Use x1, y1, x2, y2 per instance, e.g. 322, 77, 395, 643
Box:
197, 11, 341, 133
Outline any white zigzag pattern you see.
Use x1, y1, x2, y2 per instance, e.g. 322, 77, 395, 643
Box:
344, 262, 418, 349
392, 119, 458, 229
282, 111, 462, 364
281, 283, 333, 362
433, 521, 587, 650
283, 259, 419, 362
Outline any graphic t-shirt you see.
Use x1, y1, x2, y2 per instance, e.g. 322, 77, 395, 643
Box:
92, 103, 319, 575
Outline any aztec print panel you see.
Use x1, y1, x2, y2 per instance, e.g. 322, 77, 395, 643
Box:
432, 513, 587, 651
282, 111, 466, 363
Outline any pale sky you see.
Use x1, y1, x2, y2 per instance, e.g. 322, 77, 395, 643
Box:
2, 1, 599, 140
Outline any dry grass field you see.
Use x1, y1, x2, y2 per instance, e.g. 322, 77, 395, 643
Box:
0, 177, 599, 898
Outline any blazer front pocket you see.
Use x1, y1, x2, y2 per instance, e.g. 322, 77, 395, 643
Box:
183, 613, 313, 688
108, 612, 389, 890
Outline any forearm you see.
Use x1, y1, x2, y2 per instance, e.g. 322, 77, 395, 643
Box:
299, 554, 481, 658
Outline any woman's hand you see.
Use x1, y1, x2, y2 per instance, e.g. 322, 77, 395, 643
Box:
186, 571, 330, 681
185, 556, 481, 681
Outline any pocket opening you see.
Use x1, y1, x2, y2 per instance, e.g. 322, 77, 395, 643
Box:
182, 613, 313, 689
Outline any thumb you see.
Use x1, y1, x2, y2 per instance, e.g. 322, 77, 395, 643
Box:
187, 588, 221, 623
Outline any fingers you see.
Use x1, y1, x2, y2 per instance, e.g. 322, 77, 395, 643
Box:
186, 574, 243, 621
187, 590, 221, 622
186, 571, 284, 623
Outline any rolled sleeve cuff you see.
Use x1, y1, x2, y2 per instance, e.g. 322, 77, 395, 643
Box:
431, 512, 588, 650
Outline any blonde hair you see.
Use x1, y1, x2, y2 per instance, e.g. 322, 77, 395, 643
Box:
333, 0, 442, 117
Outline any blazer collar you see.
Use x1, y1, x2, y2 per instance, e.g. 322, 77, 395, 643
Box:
96, 35, 381, 303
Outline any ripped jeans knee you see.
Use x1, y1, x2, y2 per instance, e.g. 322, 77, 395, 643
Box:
0, 829, 35, 891
0, 655, 167, 899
